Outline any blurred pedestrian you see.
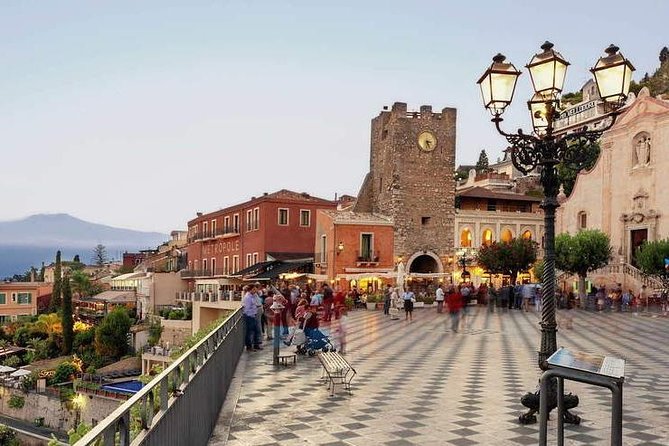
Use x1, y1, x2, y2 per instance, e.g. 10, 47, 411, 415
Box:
435, 284, 445, 313
447, 286, 463, 332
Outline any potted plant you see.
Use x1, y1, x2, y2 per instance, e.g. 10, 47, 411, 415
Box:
365, 294, 379, 310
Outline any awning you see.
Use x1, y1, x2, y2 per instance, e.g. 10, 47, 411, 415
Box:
230, 261, 278, 279
87, 290, 136, 303
252, 261, 312, 281
336, 272, 396, 280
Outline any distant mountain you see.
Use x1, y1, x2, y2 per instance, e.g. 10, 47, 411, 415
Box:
0, 214, 168, 277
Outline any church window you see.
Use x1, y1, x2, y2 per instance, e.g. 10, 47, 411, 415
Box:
460, 229, 472, 247
522, 230, 533, 240
482, 229, 494, 246
578, 212, 587, 230
501, 228, 513, 243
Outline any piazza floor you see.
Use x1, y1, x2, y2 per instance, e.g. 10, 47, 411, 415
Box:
209, 306, 669, 446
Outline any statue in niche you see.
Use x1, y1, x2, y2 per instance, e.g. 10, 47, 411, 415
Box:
634, 135, 651, 166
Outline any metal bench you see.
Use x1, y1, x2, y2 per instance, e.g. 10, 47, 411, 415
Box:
277, 351, 297, 366
317, 351, 356, 396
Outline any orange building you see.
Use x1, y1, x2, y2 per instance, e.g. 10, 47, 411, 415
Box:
0, 282, 51, 322
314, 210, 394, 292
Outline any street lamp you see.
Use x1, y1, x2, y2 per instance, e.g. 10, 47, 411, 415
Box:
477, 42, 634, 425
456, 248, 475, 282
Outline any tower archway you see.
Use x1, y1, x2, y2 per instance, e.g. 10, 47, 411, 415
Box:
407, 251, 443, 274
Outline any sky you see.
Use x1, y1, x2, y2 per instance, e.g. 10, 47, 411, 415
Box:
1, 0, 667, 233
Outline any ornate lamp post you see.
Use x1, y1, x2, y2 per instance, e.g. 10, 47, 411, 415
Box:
477, 42, 634, 424
456, 248, 476, 282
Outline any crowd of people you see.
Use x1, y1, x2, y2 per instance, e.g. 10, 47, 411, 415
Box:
241, 282, 349, 353
240, 280, 668, 351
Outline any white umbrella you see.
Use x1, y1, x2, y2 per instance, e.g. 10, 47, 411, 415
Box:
0, 365, 16, 374
10, 369, 31, 378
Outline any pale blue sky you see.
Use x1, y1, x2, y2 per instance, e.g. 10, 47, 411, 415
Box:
1, 1, 666, 232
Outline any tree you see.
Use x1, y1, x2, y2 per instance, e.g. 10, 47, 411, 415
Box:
73, 254, 80, 263
39, 262, 45, 282
70, 270, 99, 298
35, 313, 62, 335
92, 244, 109, 267
557, 141, 600, 197
94, 307, 132, 359
555, 230, 612, 301
476, 238, 538, 285
62, 274, 74, 355
532, 260, 544, 283
475, 150, 490, 173
659, 46, 668, 65
50, 251, 62, 312
635, 239, 669, 289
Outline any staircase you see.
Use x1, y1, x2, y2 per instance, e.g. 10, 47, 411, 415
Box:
557, 262, 664, 292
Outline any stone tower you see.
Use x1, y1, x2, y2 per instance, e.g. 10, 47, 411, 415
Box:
355, 102, 456, 273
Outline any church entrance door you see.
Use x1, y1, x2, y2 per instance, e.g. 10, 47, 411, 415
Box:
630, 229, 648, 267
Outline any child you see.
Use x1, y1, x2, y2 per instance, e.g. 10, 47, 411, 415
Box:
335, 307, 348, 354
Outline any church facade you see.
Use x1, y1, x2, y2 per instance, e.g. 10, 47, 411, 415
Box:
354, 102, 456, 275
557, 88, 669, 266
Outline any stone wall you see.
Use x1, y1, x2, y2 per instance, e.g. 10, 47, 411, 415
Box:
161, 318, 192, 347
0, 387, 119, 434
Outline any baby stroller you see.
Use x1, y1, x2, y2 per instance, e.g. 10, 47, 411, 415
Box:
286, 313, 336, 356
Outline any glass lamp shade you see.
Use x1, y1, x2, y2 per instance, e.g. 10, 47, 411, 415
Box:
591, 44, 635, 107
527, 93, 558, 135
477, 53, 521, 115
526, 41, 570, 97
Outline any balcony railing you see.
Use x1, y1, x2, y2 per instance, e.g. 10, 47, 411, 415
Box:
180, 268, 233, 278
356, 250, 380, 265
176, 291, 243, 302
75, 308, 244, 446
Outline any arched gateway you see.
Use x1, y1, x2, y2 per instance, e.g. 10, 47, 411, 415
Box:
407, 251, 443, 274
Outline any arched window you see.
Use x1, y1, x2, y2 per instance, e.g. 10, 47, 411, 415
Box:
482, 229, 494, 246
577, 212, 587, 230
460, 228, 472, 247
501, 228, 513, 243
522, 230, 533, 240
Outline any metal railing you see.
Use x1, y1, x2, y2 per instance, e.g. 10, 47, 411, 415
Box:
355, 250, 380, 263
558, 262, 664, 290
176, 291, 242, 302
75, 308, 244, 446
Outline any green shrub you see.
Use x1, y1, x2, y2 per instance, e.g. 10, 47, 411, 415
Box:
0, 424, 19, 446
8, 395, 25, 409
13, 327, 31, 347
73, 328, 95, 352
2, 355, 22, 368
21, 372, 37, 392
148, 318, 163, 346
50, 361, 77, 385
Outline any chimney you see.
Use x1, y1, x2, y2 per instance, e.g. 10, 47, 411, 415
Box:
196, 212, 203, 217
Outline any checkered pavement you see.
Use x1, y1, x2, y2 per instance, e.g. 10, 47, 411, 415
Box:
209, 306, 669, 445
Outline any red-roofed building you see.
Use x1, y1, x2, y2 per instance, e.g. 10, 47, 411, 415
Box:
182, 190, 338, 292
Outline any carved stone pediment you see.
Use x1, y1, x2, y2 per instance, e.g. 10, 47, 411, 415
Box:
620, 209, 659, 223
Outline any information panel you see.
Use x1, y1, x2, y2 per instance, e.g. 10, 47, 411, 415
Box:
547, 347, 625, 378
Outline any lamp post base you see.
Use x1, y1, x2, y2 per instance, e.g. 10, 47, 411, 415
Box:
519, 379, 581, 425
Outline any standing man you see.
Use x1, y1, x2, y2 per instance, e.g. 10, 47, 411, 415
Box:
322, 283, 334, 322
447, 286, 463, 332
383, 284, 393, 315
242, 285, 262, 351
435, 284, 445, 313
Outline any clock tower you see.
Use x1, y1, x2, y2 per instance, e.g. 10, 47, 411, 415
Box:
355, 102, 456, 274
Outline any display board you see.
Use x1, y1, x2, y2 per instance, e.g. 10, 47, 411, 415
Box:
547, 347, 625, 378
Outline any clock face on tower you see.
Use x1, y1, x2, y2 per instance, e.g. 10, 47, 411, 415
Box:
417, 131, 437, 152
